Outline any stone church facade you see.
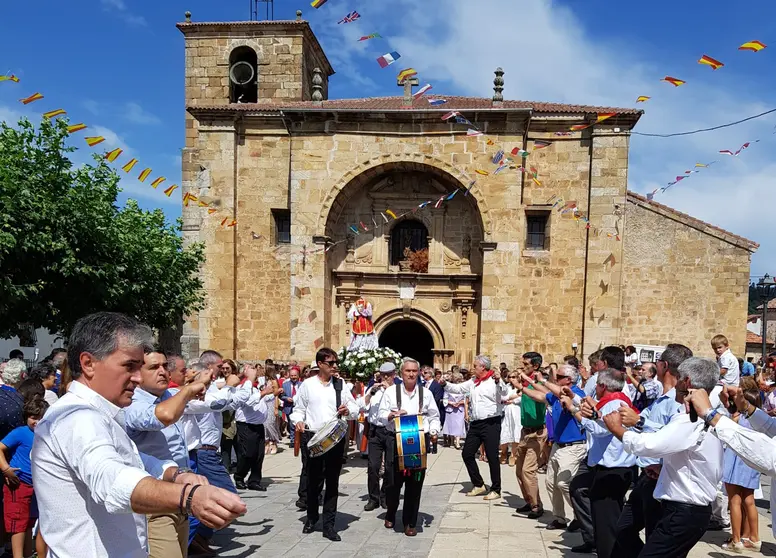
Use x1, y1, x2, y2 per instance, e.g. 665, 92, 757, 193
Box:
177, 14, 757, 367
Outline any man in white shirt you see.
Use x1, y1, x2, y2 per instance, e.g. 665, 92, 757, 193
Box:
291, 348, 359, 542
440, 354, 507, 500
604, 357, 724, 557
233, 373, 280, 491
378, 358, 441, 537
32, 312, 246, 558
362, 362, 397, 512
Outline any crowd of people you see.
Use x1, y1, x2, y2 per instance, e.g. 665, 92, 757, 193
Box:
3, 316, 776, 557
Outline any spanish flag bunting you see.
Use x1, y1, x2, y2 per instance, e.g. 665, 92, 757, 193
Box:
121, 158, 138, 173
0, 75, 19, 83
138, 168, 152, 182
596, 113, 616, 124
198, 200, 209, 207
227, 220, 237, 228
486, 139, 495, 146
151, 177, 166, 189
208, 208, 218, 214
397, 68, 418, 83
105, 148, 123, 162
661, 76, 685, 87
698, 55, 724, 70
636, 96, 650, 103
42, 109, 66, 119
221, 217, 229, 226
570, 124, 590, 131
739, 40, 766, 52
85, 136, 105, 147
532, 176, 542, 186
66, 123, 87, 134
163, 184, 178, 197
182, 193, 191, 206
20, 92, 43, 104
310, 0, 327, 8
475, 169, 489, 176
386, 209, 397, 219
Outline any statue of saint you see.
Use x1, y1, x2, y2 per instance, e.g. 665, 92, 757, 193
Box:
347, 297, 379, 350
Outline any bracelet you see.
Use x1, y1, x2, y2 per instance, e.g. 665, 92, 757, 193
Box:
185, 484, 202, 516
703, 409, 719, 426
179, 483, 191, 514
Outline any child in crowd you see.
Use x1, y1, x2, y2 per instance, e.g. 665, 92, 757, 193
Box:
711, 334, 740, 387
0, 396, 49, 558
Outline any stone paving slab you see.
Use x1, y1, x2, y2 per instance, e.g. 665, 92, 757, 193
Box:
212, 442, 776, 557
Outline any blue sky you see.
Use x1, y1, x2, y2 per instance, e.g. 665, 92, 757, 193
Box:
2, 0, 776, 275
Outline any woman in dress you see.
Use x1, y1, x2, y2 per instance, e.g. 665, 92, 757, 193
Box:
442, 372, 467, 449
499, 369, 523, 465
263, 364, 282, 455
722, 376, 761, 552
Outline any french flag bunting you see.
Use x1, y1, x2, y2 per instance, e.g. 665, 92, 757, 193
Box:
441, 111, 460, 121
377, 51, 401, 68
427, 99, 447, 106
413, 84, 432, 99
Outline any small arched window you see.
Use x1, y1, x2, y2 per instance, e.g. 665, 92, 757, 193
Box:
390, 220, 429, 265
229, 46, 258, 103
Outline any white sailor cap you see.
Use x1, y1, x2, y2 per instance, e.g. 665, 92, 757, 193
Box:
379, 362, 397, 374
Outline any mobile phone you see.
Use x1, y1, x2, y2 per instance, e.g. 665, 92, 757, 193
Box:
689, 388, 707, 423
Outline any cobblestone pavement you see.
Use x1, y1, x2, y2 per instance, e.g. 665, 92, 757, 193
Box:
211, 443, 776, 557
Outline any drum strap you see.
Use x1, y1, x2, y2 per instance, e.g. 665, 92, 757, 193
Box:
395, 383, 423, 412
334, 377, 342, 408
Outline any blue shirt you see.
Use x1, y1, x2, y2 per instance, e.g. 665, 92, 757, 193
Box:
742, 361, 755, 377
546, 386, 586, 444
125, 387, 189, 470
581, 399, 638, 468
1, 425, 34, 485
632, 387, 682, 468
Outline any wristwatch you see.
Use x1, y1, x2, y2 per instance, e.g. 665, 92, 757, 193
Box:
172, 467, 193, 482
703, 408, 719, 426
635, 416, 646, 430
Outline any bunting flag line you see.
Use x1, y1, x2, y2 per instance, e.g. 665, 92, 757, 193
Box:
197, 200, 208, 207
359, 221, 369, 231
337, 11, 360, 24
433, 195, 445, 209
151, 177, 166, 189
105, 148, 123, 162
413, 84, 432, 99
636, 96, 650, 103
377, 51, 401, 68
221, 218, 229, 227
446, 189, 459, 201
455, 115, 474, 127
85, 136, 105, 147
698, 54, 724, 70
554, 131, 572, 136
475, 169, 489, 176
570, 123, 590, 131
533, 140, 551, 150
596, 113, 616, 124
661, 76, 686, 87
511, 147, 529, 158
441, 111, 460, 121
42, 108, 66, 119
227, 220, 237, 228
138, 168, 152, 182
182, 193, 194, 207
163, 184, 178, 197
386, 209, 397, 219
121, 158, 138, 173
380, 212, 389, 223
20, 93, 43, 104
397, 68, 417, 82
719, 149, 735, 156
66, 123, 87, 134
358, 33, 381, 41
466, 128, 483, 137
0, 75, 19, 83
349, 225, 360, 235
427, 99, 447, 106
739, 40, 766, 52
208, 208, 218, 215
310, 0, 327, 8
492, 150, 504, 164
465, 180, 476, 196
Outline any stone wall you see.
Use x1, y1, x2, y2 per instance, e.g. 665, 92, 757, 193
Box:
621, 194, 754, 357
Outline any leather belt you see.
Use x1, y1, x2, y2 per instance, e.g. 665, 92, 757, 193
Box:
199, 445, 219, 451
555, 440, 585, 448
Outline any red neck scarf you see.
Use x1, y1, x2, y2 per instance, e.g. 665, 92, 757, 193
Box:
473, 370, 494, 386
596, 391, 639, 413
168, 381, 180, 389
240, 377, 259, 389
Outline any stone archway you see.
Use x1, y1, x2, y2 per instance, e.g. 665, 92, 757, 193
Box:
379, 320, 434, 367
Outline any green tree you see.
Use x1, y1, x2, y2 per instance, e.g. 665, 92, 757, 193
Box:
0, 117, 204, 338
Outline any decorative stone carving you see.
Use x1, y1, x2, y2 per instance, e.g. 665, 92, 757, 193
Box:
439, 300, 452, 313
311, 67, 324, 103
462, 234, 472, 263
354, 242, 373, 266
443, 246, 462, 268
460, 306, 469, 339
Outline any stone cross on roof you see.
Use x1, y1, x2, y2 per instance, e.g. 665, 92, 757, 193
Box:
398, 76, 420, 106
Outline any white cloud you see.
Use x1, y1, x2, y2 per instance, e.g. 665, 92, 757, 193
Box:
82, 100, 101, 115
123, 102, 161, 126
98, 0, 147, 27
320, 0, 775, 274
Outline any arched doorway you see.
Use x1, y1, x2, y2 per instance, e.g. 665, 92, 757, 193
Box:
379, 320, 434, 367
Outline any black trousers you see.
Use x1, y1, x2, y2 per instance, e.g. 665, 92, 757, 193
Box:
613, 471, 661, 556
298, 430, 324, 502
570, 458, 595, 546
367, 425, 390, 504
303, 431, 345, 529
220, 436, 235, 471
590, 465, 634, 558
461, 416, 502, 493
234, 422, 265, 485
638, 501, 711, 558
385, 437, 426, 528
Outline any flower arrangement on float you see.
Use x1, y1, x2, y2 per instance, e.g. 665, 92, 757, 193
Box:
337, 346, 402, 382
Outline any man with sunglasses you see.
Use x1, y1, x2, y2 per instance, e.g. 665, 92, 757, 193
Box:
291, 348, 359, 542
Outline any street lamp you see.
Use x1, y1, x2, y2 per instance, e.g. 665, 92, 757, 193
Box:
757, 274, 776, 364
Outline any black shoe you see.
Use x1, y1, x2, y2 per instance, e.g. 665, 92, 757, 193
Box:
571, 543, 596, 554
364, 500, 379, 511
546, 519, 567, 530
302, 521, 316, 534
295, 499, 307, 511
234, 479, 247, 490
431, 445, 438, 454
566, 519, 581, 532
516, 504, 532, 513
380, 498, 387, 509
248, 483, 266, 491
322, 529, 341, 542
527, 508, 545, 519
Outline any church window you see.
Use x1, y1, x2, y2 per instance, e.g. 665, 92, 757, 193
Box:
229, 46, 258, 103
390, 220, 429, 265
525, 211, 550, 250
272, 209, 291, 244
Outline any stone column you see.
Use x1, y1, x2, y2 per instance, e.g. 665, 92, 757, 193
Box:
429, 211, 445, 274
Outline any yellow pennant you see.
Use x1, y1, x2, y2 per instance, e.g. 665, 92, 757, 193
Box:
122, 158, 138, 173
163, 184, 179, 197
220, 217, 229, 226
42, 109, 66, 119
197, 200, 209, 207
85, 136, 105, 147
151, 177, 166, 189
208, 208, 218, 214
66, 123, 87, 134
138, 168, 152, 182
227, 220, 237, 228
385, 209, 397, 219
19, 92, 43, 105
105, 148, 123, 162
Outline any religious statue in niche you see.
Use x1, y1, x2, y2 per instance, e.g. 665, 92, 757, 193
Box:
347, 297, 379, 350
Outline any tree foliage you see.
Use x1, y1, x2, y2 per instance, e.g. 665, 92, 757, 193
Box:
0, 117, 205, 338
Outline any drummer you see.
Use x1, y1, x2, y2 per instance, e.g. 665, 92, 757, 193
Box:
361, 362, 398, 511
378, 358, 441, 537
290, 348, 359, 542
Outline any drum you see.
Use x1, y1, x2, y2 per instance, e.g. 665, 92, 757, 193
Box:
394, 414, 428, 471
307, 416, 348, 458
